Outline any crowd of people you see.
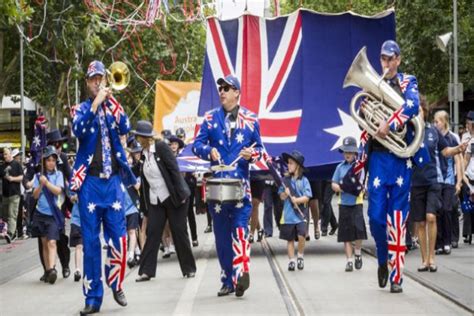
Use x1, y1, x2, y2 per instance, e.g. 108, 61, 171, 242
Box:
0, 40, 473, 315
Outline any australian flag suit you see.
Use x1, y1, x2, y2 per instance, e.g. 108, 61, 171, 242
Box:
70, 95, 136, 308
365, 72, 423, 286
193, 106, 263, 289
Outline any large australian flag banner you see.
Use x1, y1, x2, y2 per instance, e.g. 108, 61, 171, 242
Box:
198, 8, 395, 172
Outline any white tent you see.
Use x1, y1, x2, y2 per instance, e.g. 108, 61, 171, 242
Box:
1, 95, 37, 111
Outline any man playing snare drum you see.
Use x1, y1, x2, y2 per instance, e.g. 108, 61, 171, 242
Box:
193, 75, 263, 297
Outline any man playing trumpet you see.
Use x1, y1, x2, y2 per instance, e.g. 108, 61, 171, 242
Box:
70, 60, 136, 315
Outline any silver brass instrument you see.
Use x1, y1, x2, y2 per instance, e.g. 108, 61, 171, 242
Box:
107, 61, 130, 90
343, 47, 424, 158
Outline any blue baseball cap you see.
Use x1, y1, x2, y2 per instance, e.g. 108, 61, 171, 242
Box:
380, 40, 400, 57
217, 75, 241, 91
86, 60, 106, 78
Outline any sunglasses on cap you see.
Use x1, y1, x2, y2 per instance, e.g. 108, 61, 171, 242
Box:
218, 85, 236, 93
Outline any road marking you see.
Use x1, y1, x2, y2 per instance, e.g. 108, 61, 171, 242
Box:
172, 233, 214, 316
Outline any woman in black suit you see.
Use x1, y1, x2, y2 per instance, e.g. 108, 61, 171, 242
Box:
132, 121, 196, 281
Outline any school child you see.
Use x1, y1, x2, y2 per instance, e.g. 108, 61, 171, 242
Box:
331, 136, 367, 272
31, 146, 65, 284
278, 151, 312, 271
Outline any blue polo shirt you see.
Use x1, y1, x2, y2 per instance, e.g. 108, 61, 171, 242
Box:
332, 161, 364, 206
439, 131, 459, 185
412, 123, 448, 187
278, 175, 312, 225
33, 170, 64, 216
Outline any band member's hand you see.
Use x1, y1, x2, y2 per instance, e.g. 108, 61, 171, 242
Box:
92, 86, 111, 112
210, 148, 221, 161
375, 120, 389, 139
458, 141, 469, 154
455, 182, 462, 196
239, 147, 253, 160
39, 175, 48, 186
290, 195, 297, 204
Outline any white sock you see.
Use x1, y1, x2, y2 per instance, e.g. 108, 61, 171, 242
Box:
347, 257, 353, 263
355, 248, 362, 256
289, 257, 296, 263
297, 253, 304, 259
128, 251, 134, 259
135, 248, 141, 256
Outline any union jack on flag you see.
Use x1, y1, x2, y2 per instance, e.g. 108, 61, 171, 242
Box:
71, 164, 87, 191
232, 227, 250, 286
387, 210, 407, 285
106, 96, 125, 123
105, 236, 127, 292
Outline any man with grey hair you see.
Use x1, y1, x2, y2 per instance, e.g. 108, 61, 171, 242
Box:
1, 148, 24, 240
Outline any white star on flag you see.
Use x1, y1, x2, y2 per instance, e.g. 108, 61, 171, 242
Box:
236, 132, 244, 144
396, 176, 404, 187
406, 99, 414, 108
214, 204, 222, 214
87, 155, 93, 165
87, 202, 96, 213
419, 157, 423, 163
235, 202, 244, 209
33, 135, 41, 147
111, 122, 117, 129
116, 152, 121, 158
324, 108, 362, 151
112, 201, 122, 211
406, 159, 413, 169
90, 127, 95, 133
219, 140, 224, 145
83, 275, 92, 295
373, 177, 381, 189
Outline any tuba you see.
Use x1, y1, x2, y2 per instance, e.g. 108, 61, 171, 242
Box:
107, 61, 130, 90
343, 47, 424, 158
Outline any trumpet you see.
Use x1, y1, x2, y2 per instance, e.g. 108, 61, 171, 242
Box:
107, 61, 130, 91
343, 47, 424, 158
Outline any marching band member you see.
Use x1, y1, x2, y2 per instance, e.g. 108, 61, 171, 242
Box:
70, 60, 136, 315
193, 75, 263, 297
363, 40, 420, 294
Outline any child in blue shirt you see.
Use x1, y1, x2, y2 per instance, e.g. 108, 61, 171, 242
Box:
32, 146, 64, 284
69, 192, 83, 282
279, 150, 312, 271
331, 137, 367, 272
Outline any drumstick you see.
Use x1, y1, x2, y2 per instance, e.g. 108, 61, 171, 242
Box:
229, 142, 257, 167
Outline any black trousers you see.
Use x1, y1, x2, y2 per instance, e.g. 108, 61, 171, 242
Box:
436, 185, 455, 248
187, 185, 198, 241
451, 201, 460, 243
138, 198, 196, 277
263, 184, 282, 234
320, 180, 337, 231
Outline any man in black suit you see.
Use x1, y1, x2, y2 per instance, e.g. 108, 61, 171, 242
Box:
133, 120, 196, 281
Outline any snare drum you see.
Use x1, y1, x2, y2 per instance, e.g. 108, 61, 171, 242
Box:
205, 178, 244, 203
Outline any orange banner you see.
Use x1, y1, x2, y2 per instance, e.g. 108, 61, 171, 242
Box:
154, 80, 201, 143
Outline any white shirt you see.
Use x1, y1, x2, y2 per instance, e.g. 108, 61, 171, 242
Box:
461, 131, 474, 181
143, 144, 170, 205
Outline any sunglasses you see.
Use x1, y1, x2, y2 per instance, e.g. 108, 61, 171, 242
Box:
218, 85, 235, 93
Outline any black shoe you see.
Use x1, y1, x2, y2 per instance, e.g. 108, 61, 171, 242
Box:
288, 261, 296, 271
297, 258, 304, 270
217, 285, 234, 297
40, 272, 47, 282
435, 248, 444, 255
4, 234, 11, 244
329, 225, 338, 235
345, 261, 353, 272
257, 230, 264, 242
321, 231, 328, 237
74, 271, 82, 282
248, 235, 254, 243
127, 258, 137, 269
443, 246, 451, 255
192, 240, 199, 247
452, 241, 458, 249
354, 255, 363, 270
314, 232, 320, 240
305, 235, 310, 241
135, 274, 151, 282
112, 289, 127, 307
80, 305, 100, 315
46, 268, 58, 284
235, 272, 250, 297
63, 267, 71, 279
184, 272, 196, 278
390, 283, 403, 293
377, 263, 388, 288
204, 226, 213, 233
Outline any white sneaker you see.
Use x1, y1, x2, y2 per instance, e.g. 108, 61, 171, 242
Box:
169, 245, 176, 254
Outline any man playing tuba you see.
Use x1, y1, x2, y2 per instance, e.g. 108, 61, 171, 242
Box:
363, 40, 420, 294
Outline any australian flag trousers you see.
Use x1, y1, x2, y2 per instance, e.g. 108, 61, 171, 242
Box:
208, 199, 252, 288
78, 175, 127, 308
367, 152, 412, 286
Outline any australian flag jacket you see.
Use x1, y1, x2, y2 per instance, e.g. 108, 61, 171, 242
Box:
70, 96, 136, 192
192, 106, 264, 199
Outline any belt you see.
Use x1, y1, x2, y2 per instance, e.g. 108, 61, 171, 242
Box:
89, 169, 118, 179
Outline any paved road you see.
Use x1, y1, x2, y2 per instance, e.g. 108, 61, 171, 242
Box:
0, 202, 472, 315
